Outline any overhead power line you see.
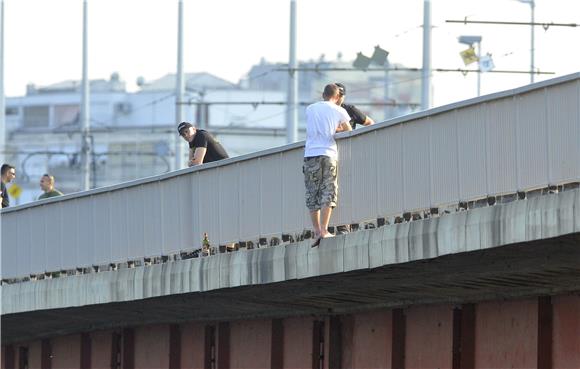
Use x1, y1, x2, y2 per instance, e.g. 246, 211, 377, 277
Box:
272, 66, 554, 75
176, 100, 420, 108
446, 19, 579, 28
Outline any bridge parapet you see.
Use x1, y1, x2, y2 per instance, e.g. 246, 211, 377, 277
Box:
1, 73, 579, 280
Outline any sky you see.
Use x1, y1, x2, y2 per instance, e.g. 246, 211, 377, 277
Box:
3, 0, 579, 107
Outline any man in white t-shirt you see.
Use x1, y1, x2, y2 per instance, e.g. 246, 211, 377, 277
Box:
304, 83, 352, 246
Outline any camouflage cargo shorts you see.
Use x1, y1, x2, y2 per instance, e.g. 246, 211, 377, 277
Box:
303, 156, 338, 211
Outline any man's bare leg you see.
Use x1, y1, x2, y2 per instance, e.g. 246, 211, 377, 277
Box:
310, 210, 321, 238
320, 206, 334, 238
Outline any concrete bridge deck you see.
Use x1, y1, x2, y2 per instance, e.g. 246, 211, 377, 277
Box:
3, 186, 580, 344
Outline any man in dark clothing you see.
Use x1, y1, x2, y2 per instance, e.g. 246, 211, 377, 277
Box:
1, 164, 16, 208
335, 82, 375, 129
177, 122, 229, 167
38, 174, 64, 200
334, 83, 375, 234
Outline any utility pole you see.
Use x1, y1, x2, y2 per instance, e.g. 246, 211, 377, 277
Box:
384, 56, 390, 120
529, 0, 535, 83
0, 0, 5, 164
477, 41, 481, 95
175, 0, 185, 170
80, 0, 91, 191
516, 0, 536, 83
286, 0, 298, 144
421, 0, 431, 110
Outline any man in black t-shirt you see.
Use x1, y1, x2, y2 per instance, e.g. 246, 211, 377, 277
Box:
177, 122, 229, 167
335, 83, 375, 129
334, 83, 375, 234
1, 164, 16, 208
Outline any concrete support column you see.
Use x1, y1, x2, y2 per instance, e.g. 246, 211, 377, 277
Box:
169, 324, 181, 369
271, 319, 284, 369
216, 322, 230, 369
122, 328, 135, 369
204, 325, 216, 369
537, 296, 553, 369
312, 320, 324, 369
452, 304, 475, 369
391, 308, 406, 369
41, 339, 52, 369
327, 316, 342, 369
80, 333, 91, 369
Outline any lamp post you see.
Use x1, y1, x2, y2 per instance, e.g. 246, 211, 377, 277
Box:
175, 0, 185, 170
286, 0, 298, 144
80, 0, 91, 191
0, 0, 5, 164
516, 0, 535, 83
458, 35, 482, 97
384, 56, 390, 120
421, 0, 431, 110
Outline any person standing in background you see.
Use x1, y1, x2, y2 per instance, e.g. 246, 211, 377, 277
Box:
1, 164, 16, 208
38, 174, 64, 200
335, 82, 375, 129
177, 122, 229, 167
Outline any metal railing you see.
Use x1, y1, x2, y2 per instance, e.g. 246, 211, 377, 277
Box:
2, 73, 579, 279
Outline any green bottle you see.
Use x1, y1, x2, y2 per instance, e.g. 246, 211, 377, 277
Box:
202, 233, 210, 255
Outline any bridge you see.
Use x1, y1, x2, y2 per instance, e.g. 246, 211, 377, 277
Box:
1, 73, 579, 368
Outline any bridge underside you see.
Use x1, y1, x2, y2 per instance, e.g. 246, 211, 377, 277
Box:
3, 232, 579, 344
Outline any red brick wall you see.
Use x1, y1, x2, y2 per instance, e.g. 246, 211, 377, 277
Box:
475, 299, 538, 368
180, 322, 206, 369
90, 330, 114, 369
553, 295, 580, 368
51, 334, 81, 368
283, 317, 315, 369
1, 346, 10, 369
349, 311, 392, 369
5, 293, 580, 369
406, 305, 454, 369
18, 341, 41, 369
134, 325, 170, 369
229, 319, 271, 369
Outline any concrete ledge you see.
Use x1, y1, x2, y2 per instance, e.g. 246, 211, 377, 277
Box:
3, 188, 579, 316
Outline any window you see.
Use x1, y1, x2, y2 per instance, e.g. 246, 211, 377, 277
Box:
22, 106, 49, 128
5, 107, 18, 116
54, 104, 80, 127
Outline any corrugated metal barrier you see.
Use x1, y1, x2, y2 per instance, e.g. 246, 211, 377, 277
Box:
1, 73, 579, 279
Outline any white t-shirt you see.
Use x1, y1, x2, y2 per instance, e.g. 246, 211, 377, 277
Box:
304, 101, 350, 160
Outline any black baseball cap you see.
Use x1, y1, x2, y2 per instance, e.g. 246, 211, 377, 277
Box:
335, 83, 346, 96
177, 122, 193, 135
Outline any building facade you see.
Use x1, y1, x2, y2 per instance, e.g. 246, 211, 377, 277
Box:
3, 57, 420, 205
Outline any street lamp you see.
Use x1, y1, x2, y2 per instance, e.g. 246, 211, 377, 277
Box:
287, 0, 298, 144
458, 35, 482, 97
516, 0, 535, 83
0, 0, 5, 164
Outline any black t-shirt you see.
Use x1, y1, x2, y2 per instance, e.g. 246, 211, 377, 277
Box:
341, 103, 367, 129
1, 181, 9, 208
189, 130, 229, 164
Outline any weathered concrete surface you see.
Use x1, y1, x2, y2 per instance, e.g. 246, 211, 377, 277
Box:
2, 189, 580, 343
